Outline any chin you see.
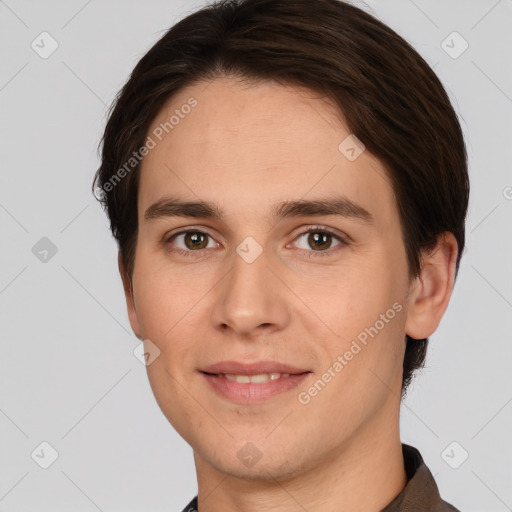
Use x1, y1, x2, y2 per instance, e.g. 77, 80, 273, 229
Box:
196, 440, 312, 483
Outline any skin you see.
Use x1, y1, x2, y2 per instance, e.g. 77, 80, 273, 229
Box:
119, 76, 458, 512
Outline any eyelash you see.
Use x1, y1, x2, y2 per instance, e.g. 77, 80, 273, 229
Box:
164, 226, 348, 259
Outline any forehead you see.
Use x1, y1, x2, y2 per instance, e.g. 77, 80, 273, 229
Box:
138, 77, 396, 228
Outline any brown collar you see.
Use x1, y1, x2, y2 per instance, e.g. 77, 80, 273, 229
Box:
381, 444, 460, 511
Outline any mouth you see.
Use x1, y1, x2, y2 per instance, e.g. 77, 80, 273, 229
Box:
201, 371, 308, 383
200, 368, 312, 404
200, 360, 310, 376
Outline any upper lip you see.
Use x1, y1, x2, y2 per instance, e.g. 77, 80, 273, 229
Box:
201, 360, 310, 376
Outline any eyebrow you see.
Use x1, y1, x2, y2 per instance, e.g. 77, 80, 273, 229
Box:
144, 195, 374, 225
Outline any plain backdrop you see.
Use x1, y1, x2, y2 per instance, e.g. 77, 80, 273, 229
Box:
0, 0, 511, 510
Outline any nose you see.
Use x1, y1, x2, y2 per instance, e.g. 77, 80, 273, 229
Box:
210, 246, 291, 338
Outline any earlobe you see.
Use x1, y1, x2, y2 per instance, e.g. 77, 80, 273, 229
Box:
118, 252, 142, 339
404, 232, 459, 340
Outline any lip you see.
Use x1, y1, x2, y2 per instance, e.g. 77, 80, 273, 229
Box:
201, 360, 310, 375
200, 360, 311, 404
201, 372, 310, 404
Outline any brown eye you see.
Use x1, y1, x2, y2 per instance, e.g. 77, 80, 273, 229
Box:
307, 232, 333, 251
167, 230, 216, 256
183, 232, 209, 250
292, 227, 346, 257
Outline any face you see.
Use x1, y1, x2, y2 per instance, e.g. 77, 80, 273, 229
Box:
125, 76, 417, 482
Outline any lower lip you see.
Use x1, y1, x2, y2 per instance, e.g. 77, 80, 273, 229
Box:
201, 372, 310, 404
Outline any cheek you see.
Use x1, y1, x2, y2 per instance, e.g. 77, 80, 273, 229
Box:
313, 256, 407, 381
320, 268, 399, 334
144, 356, 201, 444
131, 253, 212, 381
131, 252, 195, 337
131, 258, 204, 436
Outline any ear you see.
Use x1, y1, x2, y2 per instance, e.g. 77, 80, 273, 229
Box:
118, 252, 142, 339
404, 232, 459, 340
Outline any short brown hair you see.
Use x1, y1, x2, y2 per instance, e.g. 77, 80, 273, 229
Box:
93, 0, 470, 397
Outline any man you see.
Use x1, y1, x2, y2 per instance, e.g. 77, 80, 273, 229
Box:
93, 0, 468, 510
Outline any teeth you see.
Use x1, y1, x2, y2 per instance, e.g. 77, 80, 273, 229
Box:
224, 373, 290, 383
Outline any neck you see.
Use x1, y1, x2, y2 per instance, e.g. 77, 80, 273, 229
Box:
193, 414, 407, 512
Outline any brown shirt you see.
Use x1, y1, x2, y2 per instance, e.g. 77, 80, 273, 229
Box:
381, 443, 460, 511
180, 443, 461, 512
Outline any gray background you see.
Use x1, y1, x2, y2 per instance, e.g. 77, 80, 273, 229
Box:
0, 0, 511, 510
